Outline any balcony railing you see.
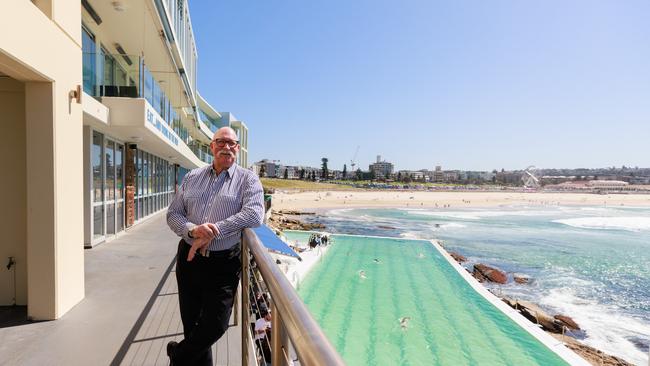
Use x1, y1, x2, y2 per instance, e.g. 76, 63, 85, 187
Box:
83, 52, 191, 146
241, 229, 346, 366
189, 142, 213, 164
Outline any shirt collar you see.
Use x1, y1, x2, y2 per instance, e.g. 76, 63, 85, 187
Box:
211, 163, 237, 178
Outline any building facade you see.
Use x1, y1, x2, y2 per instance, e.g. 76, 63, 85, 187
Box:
0, 0, 250, 319
369, 155, 394, 179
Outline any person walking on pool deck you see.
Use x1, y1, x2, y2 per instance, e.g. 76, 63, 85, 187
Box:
166, 127, 264, 365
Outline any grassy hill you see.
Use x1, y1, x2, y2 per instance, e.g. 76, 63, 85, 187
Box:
260, 178, 356, 191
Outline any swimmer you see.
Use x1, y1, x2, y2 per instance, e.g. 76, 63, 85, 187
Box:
399, 316, 411, 330
417, 253, 425, 259
358, 270, 367, 279
373, 258, 381, 264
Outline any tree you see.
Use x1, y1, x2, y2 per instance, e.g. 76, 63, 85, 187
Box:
342, 164, 347, 179
321, 158, 329, 179
299, 168, 305, 180
397, 171, 402, 181
311, 171, 316, 181
355, 168, 362, 181
283, 168, 288, 179
259, 164, 266, 178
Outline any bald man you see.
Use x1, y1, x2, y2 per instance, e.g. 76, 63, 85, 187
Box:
167, 127, 264, 365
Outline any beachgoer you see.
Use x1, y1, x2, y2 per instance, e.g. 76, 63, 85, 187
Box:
255, 308, 273, 365
358, 270, 367, 279
399, 316, 411, 330
166, 127, 264, 365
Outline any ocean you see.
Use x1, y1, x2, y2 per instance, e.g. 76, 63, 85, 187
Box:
301, 204, 650, 365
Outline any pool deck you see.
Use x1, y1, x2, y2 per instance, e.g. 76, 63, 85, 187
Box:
0, 213, 249, 366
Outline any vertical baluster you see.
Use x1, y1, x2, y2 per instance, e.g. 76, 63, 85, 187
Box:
242, 238, 250, 366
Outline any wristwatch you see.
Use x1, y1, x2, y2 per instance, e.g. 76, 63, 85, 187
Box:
188, 228, 195, 238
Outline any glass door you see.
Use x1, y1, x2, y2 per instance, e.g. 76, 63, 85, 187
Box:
105, 139, 116, 236
92, 131, 105, 243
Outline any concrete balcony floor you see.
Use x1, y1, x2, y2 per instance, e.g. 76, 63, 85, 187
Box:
0, 213, 245, 366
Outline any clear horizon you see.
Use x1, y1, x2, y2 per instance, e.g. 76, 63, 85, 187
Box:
190, 0, 650, 171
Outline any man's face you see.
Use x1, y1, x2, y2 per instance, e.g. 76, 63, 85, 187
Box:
210, 129, 240, 169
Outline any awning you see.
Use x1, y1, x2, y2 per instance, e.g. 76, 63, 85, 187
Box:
252, 225, 301, 260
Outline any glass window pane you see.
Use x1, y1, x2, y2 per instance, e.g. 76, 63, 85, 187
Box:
137, 150, 143, 196
93, 205, 104, 239
116, 144, 123, 200
92, 131, 103, 202
105, 140, 115, 201
106, 203, 115, 235
82, 27, 96, 95
117, 201, 124, 232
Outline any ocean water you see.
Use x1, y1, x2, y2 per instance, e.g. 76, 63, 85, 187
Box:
299, 205, 650, 365
286, 233, 569, 366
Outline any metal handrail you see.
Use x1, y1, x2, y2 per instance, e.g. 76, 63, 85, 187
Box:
241, 228, 346, 366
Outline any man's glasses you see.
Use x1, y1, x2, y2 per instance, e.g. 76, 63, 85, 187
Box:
212, 139, 239, 148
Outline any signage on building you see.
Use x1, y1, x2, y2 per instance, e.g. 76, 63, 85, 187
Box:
146, 107, 179, 146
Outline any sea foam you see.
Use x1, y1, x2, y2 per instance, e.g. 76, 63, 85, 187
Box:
553, 217, 650, 232
540, 287, 650, 365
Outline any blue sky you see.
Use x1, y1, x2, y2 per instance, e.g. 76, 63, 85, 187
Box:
190, 0, 650, 171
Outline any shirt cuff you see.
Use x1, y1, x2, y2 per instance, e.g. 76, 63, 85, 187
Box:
184, 223, 197, 243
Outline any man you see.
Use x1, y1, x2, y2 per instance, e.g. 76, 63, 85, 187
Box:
254, 308, 272, 365
166, 127, 264, 365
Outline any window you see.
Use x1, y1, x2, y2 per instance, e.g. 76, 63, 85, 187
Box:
82, 26, 96, 95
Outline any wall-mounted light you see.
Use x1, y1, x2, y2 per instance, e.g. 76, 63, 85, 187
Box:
114, 43, 133, 66
69, 85, 82, 104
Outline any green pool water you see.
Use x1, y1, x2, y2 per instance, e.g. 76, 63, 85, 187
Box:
284, 231, 569, 366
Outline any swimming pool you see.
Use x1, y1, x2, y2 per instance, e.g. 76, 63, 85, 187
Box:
284, 231, 583, 366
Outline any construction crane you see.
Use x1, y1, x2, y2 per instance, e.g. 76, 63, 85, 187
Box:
350, 145, 360, 171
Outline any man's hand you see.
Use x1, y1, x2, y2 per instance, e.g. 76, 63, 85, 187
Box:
187, 223, 219, 261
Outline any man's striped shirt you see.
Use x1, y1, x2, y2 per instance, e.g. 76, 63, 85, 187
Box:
167, 163, 264, 251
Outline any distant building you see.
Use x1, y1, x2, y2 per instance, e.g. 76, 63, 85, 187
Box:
397, 170, 425, 181
369, 155, 394, 179
444, 170, 460, 183
433, 166, 444, 183
252, 159, 280, 178
587, 180, 628, 189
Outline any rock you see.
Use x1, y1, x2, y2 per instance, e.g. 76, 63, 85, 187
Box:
549, 333, 635, 366
278, 210, 315, 215
378, 225, 397, 230
501, 296, 517, 309
473, 264, 507, 284
554, 314, 580, 330
449, 252, 467, 263
269, 212, 325, 231
516, 301, 562, 333
513, 273, 531, 284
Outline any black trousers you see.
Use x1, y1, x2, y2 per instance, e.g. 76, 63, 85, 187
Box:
173, 240, 241, 366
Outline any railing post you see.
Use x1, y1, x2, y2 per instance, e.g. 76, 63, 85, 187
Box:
241, 237, 250, 366
271, 305, 289, 366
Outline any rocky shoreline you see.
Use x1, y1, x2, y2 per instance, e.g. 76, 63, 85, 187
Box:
445, 251, 633, 366
268, 210, 326, 231
270, 208, 634, 366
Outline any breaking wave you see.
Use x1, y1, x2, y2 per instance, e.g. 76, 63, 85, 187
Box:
553, 217, 650, 232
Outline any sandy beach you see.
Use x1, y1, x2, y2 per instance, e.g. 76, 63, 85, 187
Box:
271, 190, 650, 211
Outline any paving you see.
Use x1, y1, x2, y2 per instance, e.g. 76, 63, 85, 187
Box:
0, 212, 246, 366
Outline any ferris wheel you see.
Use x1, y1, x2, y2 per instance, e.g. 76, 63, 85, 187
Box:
522, 166, 541, 188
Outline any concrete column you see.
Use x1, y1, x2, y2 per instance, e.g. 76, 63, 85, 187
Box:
25, 82, 57, 319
